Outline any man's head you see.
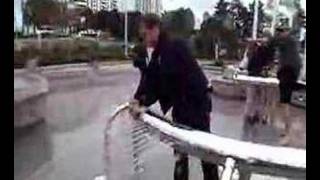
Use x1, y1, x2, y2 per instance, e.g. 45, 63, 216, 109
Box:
140, 14, 161, 47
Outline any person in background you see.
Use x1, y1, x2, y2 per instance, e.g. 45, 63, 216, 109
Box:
239, 36, 275, 129
131, 14, 219, 180
267, 24, 302, 145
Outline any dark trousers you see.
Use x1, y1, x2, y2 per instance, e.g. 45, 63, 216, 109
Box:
172, 112, 219, 180
174, 150, 219, 180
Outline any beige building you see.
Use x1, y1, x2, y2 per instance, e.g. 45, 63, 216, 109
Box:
73, 0, 118, 12
135, 0, 162, 15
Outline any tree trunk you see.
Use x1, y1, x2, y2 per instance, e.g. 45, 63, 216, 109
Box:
215, 38, 220, 61
25, 25, 30, 35
33, 25, 36, 35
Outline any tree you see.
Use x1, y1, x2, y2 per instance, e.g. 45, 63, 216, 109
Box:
195, 0, 246, 60
127, 11, 143, 41
56, 2, 68, 33
228, 0, 250, 39
25, 0, 63, 28
22, 2, 33, 35
97, 10, 109, 30
108, 9, 123, 38
203, 11, 210, 22
87, 13, 99, 30
79, 8, 93, 30
196, 12, 239, 60
161, 8, 195, 39
291, 6, 305, 40
214, 0, 230, 21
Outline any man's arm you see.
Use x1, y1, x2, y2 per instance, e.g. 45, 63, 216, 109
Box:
134, 74, 146, 101
133, 65, 159, 107
132, 45, 147, 72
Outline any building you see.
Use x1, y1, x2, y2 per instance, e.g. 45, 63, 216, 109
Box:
73, 0, 88, 8
265, 0, 306, 28
135, 0, 143, 12
14, 0, 21, 32
73, 0, 118, 12
135, 0, 162, 15
110, 0, 118, 10
103, 0, 118, 11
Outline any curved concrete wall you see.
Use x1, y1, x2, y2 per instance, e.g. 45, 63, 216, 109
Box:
211, 76, 248, 100
14, 73, 49, 128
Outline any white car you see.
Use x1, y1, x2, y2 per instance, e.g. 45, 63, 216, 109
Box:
36, 25, 56, 36
78, 29, 101, 38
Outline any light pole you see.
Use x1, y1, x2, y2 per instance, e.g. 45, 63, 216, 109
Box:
270, 0, 279, 36
252, 0, 259, 40
124, 0, 128, 57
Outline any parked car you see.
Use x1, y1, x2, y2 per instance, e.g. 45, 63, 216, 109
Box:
36, 25, 57, 38
77, 29, 101, 38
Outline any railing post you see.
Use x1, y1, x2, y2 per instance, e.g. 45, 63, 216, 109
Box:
239, 169, 252, 180
221, 157, 236, 180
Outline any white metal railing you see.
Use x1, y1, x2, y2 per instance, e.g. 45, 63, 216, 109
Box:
105, 102, 306, 180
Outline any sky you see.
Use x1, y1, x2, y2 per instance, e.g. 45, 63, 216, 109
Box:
161, 0, 269, 28
162, 0, 221, 28
14, 0, 23, 30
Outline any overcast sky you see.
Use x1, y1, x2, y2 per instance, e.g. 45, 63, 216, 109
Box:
162, 0, 268, 28
161, 0, 305, 28
129, 0, 305, 29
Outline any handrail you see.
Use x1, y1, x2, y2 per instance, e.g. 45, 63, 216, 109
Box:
140, 112, 305, 169
106, 103, 306, 179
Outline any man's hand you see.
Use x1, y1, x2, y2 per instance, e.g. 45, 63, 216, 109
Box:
129, 99, 146, 120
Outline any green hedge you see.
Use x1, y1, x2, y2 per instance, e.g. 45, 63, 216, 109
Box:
14, 39, 128, 68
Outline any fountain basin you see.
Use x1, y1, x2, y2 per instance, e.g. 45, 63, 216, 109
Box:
14, 73, 49, 128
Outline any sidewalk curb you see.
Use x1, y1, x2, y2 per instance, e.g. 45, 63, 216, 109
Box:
14, 62, 133, 78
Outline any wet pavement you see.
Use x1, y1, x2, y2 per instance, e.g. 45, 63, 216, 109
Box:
14, 67, 306, 180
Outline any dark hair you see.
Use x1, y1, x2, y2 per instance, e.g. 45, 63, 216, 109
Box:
141, 13, 161, 29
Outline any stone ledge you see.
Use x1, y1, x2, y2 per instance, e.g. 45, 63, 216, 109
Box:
14, 73, 49, 128
211, 75, 280, 100
39, 64, 133, 78
14, 74, 49, 103
211, 76, 247, 99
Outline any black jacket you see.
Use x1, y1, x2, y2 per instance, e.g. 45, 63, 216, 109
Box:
133, 35, 211, 128
268, 36, 302, 76
247, 43, 274, 76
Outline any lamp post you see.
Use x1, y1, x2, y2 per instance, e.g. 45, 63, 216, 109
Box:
124, 0, 128, 57
252, 0, 259, 40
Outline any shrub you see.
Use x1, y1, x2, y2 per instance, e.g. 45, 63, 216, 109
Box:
14, 39, 128, 68
214, 59, 224, 67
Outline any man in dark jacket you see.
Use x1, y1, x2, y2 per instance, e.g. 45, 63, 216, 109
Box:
241, 39, 275, 129
267, 25, 302, 145
247, 41, 274, 77
132, 14, 219, 180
